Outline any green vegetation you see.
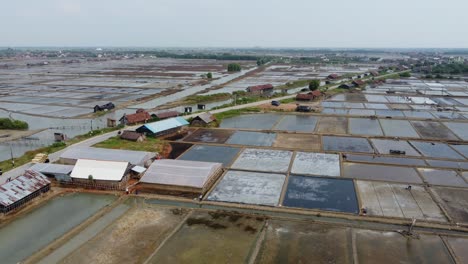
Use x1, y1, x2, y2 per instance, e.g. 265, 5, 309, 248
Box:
93, 136, 164, 153
399, 72, 411, 78
432, 63, 468, 74
213, 107, 261, 122
277, 79, 316, 90
308, 79, 321, 91
256, 57, 270, 66
184, 93, 231, 104
279, 97, 297, 104
0, 118, 29, 130
227, 63, 242, 72
207, 72, 213, 79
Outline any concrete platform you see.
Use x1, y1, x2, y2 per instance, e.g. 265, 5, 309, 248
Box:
356, 181, 447, 222
230, 148, 293, 173
291, 152, 340, 177
207, 170, 286, 206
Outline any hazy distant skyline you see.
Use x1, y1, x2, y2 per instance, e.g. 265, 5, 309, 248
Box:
2, 0, 468, 48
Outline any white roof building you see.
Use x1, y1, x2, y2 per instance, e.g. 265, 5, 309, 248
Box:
71, 159, 129, 182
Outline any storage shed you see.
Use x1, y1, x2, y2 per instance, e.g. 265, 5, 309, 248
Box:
136, 117, 189, 137
138, 159, 223, 196
59, 147, 156, 166
70, 159, 130, 190
190, 112, 216, 126
29, 163, 74, 182
0, 170, 50, 214
120, 130, 145, 142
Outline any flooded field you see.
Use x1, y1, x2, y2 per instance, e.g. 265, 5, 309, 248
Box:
178, 145, 240, 166
273, 115, 318, 132
230, 148, 293, 173
343, 163, 423, 183
291, 152, 340, 177
207, 170, 285, 206
220, 113, 280, 130
323, 136, 374, 153
0, 193, 116, 264
283, 175, 359, 214
147, 211, 263, 264
411, 121, 459, 140
183, 129, 234, 143
226, 131, 277, 147
349, 118, 383, 136
370, 139, 421, 156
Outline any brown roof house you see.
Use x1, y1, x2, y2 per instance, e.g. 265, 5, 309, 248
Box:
152, 111, 180, 120
120, 130, 146, 142
119, 110, 151, 126
296, 90, 322, 101
246, 84, 274, 94
327, 74, 340, 80
352, 79, 366, 87
190, 112, 216, 126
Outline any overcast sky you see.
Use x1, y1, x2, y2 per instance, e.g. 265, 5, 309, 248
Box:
1, 0, 467, 48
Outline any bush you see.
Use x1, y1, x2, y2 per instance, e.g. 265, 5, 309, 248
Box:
227, 63, 241, 72
0, 118, 29, 130
207, 72, 213, 78
309, 79, 321, 91
399, 72, 411, 78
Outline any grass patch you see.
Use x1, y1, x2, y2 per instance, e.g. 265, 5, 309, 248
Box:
214, 107, 261, 122
184, 93, 231, 104
93, 136, 165, 153
276, 79, 315, 90
0, 118, 28, 130
279, 97, 297, 104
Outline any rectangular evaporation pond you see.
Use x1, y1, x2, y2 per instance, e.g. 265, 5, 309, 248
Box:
430, 111, 465, 120
207, 170, 285, 206
226, 131, 276, 147
317, 117, 348, 134
411, 121, 459, 140
343, 163, 423, 184
433, 187, 468, 224
0, 193, 116, 264
178, 145, 240, 166
321, 108, 348, 115
364, 103, 388, 110
348, 109, 376, 116
147, 211, 263, 264
425, 160, 468, 170
388, 104, 411, 110
443, 122, 468, 140
343, 102, 365, 109
323, 136, 374, 153
355, 230, 454, 263
345, 154, 426, 166
403, 111, 435, 119
375, 110, 405, 117
273, 115, 318, 132
364, 95, 389, 103
345, 93, 367, 102
183, 129, 234, 143
230, 148, 293, 173
255, 220, 353, 264
291, 152, 340, 177
410, 141, 464, 160
370, 139, 421, 156
273, 134, 321, 151
417, 168, 468, 188
450, 144, 468, 158
282, 175, 359, 214
219, 113, 281, 130
322, 102, 345, 108
446, 237, 468, 264
379, 120, 420, 138
349, 118, 383, 136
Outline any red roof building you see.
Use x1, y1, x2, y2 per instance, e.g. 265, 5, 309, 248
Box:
327, 74, 339, 79
352, 80, 366, 87
154, 111, 180, 120
120, 111, 151, 125
296, 90, 322, 101
246, 84, 274, 94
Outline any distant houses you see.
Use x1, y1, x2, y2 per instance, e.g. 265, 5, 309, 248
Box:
327, 73, 340, 80
246, 84, 274, 95
120, 130, 146, 142
94, 102, 115, 113
152, 111, 180, 120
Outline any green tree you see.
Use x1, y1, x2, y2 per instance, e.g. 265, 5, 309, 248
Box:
206, 72, 213, 79
227, 63, 241, 72
399, 72, 411, 78
308, 79, 321, 91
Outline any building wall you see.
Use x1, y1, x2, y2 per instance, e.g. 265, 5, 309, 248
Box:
1, 184, 50, 214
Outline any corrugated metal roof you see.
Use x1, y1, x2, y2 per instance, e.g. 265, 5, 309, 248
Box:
0, 170, 50, 207
71, 159, 129, 181
140, 159, 222, 189
60, 147, 156, 166
29, 163, 74, 175
138, 117, 189, 134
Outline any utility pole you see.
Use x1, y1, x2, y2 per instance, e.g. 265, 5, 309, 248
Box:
9, 144, 14, 167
